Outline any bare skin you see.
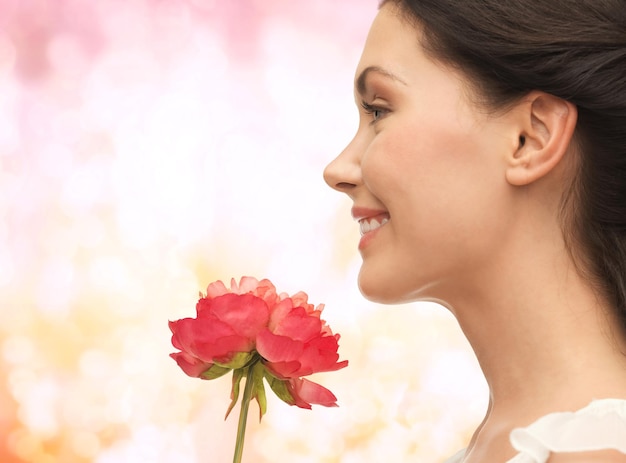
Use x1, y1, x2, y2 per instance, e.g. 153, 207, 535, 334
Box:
324, 4, 626, 462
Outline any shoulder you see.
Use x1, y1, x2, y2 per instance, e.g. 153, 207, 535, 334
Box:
510, 399, 626, 463
548, 450, 626, 463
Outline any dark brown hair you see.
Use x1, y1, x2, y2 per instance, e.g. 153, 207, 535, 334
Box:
384, 0, 626, 332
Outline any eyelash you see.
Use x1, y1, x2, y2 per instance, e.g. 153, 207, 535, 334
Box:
360, 101, 387, 124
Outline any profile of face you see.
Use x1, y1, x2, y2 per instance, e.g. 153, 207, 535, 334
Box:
324, 4, 524, 305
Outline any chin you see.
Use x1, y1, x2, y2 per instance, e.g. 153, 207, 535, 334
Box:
357, 272, 411, 305
357, 267, 444, 306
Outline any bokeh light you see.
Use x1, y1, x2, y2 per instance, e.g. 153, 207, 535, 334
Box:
0, 1, 487, 462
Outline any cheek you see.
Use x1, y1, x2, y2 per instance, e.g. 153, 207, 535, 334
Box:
367, 125, 509, 246
360, 127, 425, 191
361, 121, 473, 203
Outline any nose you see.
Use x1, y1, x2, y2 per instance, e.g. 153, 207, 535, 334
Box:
323, 136, 362, 194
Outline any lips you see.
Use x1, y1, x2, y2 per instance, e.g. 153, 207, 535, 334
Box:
351, 206, 389, 221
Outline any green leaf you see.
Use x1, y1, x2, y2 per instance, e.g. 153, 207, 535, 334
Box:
264, 371, 295, 406
201, 364, 232, 380
215, 351, 255, 370
225, 368, 245, 420
250, 362, 267, 421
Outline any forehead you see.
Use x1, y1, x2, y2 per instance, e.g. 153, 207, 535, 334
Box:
354, 5, 481, 108
355, 4, 422, 83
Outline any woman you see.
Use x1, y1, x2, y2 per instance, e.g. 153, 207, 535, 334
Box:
323, 0, 626, 462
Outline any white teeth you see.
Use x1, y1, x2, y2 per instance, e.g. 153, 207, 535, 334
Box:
359, 217, 389, 236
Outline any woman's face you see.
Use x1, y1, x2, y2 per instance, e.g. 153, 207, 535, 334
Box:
324, 4, 520, 304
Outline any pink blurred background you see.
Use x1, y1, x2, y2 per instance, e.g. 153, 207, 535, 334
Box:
0, 1, 487, 462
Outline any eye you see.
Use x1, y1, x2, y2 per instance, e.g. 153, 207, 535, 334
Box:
360, 101, 388, 124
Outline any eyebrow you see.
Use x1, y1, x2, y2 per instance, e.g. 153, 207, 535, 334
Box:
356, 66, 407, 96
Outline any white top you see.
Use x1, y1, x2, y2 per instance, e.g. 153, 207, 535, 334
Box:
445, 399, 626, 463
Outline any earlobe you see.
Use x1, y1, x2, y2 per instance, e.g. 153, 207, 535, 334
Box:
505, 92, 578, 187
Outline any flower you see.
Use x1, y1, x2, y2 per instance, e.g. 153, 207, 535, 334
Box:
256, 293, 348, 409
168, 277, 348, 462
169, 277, 275, 380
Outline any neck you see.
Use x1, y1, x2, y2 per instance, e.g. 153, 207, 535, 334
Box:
458, 279, 626, 412
442, 233, 626, 457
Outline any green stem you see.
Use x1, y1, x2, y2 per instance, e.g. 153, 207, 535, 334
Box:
233, 364, 255, 463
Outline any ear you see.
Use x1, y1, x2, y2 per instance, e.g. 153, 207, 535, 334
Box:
505, 92, 578, 186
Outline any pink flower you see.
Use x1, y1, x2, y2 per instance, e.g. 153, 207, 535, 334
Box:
256, 293, 348, 409
169, 277, 274, 378
169, 276, 348, 412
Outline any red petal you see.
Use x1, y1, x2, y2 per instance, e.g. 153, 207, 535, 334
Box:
171, 317, 233, 350
273, 307, 322, 342
275, 334, 347, 376
196, 297, 221, 318
300, 347, 348, 374
235, 276, 260, 294
289, 291, 313, 311
252, 278, 279, 306
287, 378, 338, 408
225, 277, 280, 312
309, 334, 341, 353
210, 293, 270, 339
193, 334, 252, 361
205, 280, 228, 298
268, 298, 294, 331
171, 317, 254, 362
170, 352, 213, 378
169, 319, 188, 350
263, 360, 302, 379
256, 329, 303, 362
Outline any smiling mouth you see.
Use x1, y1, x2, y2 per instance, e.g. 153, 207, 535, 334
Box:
359, 215, 389, 236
